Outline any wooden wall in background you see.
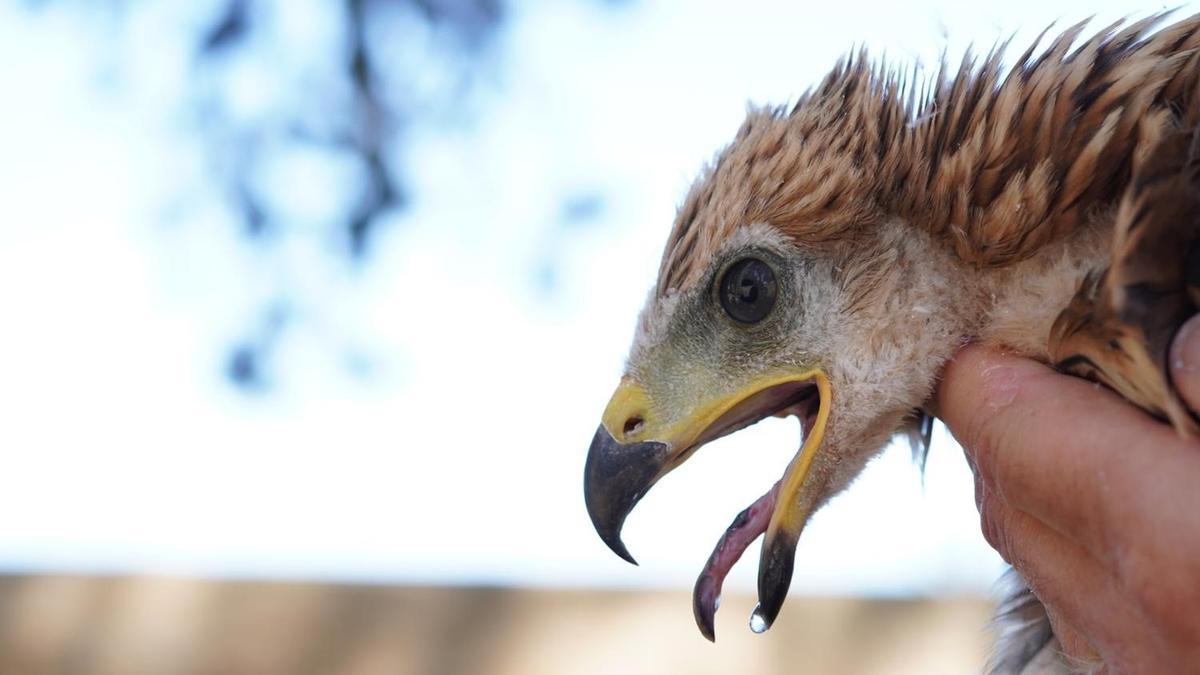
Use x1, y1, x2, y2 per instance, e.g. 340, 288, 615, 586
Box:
0, 576, 996, 675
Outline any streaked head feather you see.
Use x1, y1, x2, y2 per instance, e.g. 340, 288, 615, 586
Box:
658, 12, 1200, 298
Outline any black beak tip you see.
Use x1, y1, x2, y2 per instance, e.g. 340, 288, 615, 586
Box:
584, 424, 669, 567
584, 467, 639, 565
601, 533, 638, 566
755, 533, 797, 632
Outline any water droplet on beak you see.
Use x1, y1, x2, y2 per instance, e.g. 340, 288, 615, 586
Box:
749, 605, 768, 634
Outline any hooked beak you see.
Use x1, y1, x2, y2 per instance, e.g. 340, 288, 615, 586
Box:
583, 369, 831, 639
583, 426, 667, 565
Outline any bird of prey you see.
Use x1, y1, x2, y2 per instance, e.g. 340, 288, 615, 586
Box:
583, 13, 1200, 674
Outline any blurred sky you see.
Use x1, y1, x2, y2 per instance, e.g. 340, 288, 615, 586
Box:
0, 0, 1190, 598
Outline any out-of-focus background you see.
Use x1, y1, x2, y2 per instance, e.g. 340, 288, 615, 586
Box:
0, 1, 1185, 673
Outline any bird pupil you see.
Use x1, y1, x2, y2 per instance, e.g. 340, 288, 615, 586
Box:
738, 279, 758, 303
717, 257, 777, 324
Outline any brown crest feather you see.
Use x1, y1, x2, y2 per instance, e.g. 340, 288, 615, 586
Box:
658, 12, 1200, 296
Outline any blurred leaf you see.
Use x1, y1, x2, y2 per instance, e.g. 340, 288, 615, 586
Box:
201, 0, 249, 55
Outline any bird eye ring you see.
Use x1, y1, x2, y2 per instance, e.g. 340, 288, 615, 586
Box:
717, 257, 777, 324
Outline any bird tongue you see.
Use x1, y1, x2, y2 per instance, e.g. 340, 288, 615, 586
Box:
692, 482, 779, 641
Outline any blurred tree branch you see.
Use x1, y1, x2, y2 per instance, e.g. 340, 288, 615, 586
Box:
196, 0, 510, 388
20, 0, 623, 390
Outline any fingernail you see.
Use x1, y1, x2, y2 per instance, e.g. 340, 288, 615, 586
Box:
979, 361, 1018, 411
1170, 315, 1200, 413
984, 365, 1022, 413
1170, 314, 1200, 376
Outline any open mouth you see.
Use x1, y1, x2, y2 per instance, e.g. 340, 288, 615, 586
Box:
686, 381, 819, 641
693, 380, 820, 450
584, 370, 831, 641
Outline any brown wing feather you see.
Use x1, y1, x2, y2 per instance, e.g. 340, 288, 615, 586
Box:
1049, 126, 1200, 436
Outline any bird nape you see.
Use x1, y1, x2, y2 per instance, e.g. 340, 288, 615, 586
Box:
583, 12, 1200, 675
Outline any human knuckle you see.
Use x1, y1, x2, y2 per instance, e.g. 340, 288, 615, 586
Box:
988, 504, 1021, 566
1121, 549, 1200, 642
1124, 556, 1162, 614
1123, 556, 1172, 616
964, 412, 1008, 490
979, 502, 1000, 552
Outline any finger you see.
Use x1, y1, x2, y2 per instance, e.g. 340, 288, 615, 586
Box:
1043, 613, 1100, 671
1169, 314, 1200, 414
979, 491, 1167, 671
938, 346, 1200, 616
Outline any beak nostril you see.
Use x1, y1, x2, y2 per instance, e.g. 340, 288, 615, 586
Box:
623, 415, 644, 438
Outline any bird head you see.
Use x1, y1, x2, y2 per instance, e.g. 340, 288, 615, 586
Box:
585, 81, 968, 638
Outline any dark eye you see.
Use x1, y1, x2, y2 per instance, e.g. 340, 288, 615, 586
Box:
718, 257, 777, 324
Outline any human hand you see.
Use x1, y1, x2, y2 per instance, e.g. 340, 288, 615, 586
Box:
935, 319, 1200, 672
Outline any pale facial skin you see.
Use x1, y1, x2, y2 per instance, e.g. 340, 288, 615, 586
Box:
936, 316, 1200, 673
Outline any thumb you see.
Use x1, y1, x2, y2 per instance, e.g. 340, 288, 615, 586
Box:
1170, 314, 1200, 413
